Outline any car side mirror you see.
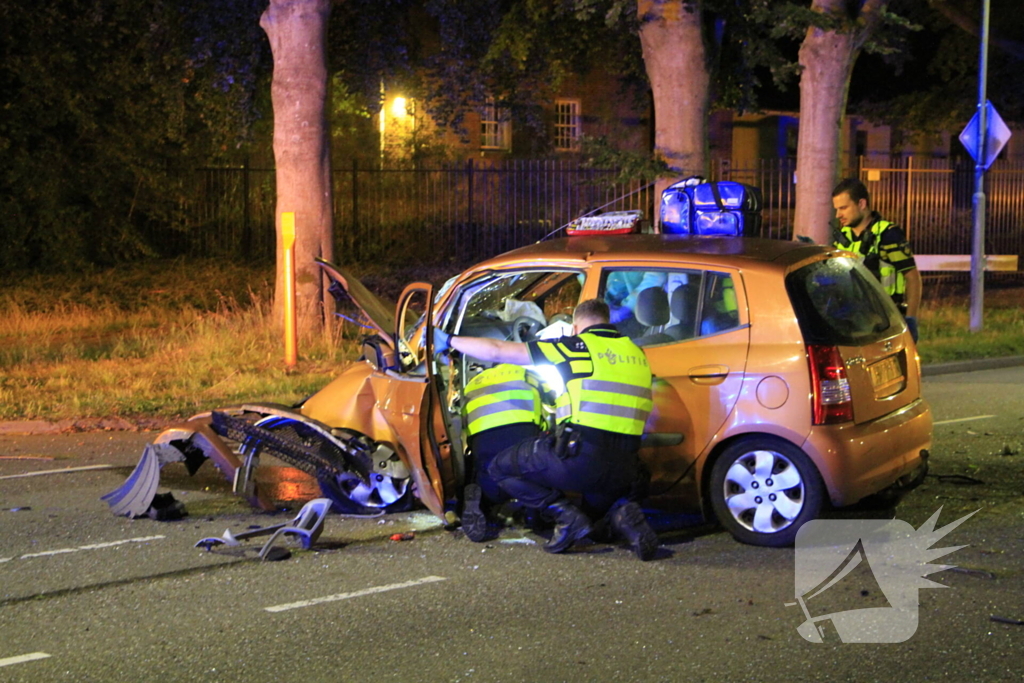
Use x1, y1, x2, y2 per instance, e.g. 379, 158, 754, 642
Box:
361, 335, 397, 371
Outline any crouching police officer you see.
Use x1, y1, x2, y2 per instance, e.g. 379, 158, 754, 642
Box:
460, 363, 549, 542
436, 299, 659, 561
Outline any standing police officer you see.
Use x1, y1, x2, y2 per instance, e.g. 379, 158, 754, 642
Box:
460, 363, 549, 542
437, 299, 659, 561
831, 178, 922, 341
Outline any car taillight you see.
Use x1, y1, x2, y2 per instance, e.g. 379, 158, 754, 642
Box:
807, 344, 853, 425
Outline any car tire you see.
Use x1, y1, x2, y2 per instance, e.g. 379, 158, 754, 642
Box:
254, 417, 414, 516
709, 436, 825, 547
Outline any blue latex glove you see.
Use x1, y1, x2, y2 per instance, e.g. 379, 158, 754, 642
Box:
905, 316, 919, 343
433, 329, 452, 354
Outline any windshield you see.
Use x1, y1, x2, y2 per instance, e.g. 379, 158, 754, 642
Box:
435, 275, 458, 305
461, 272, 553, 318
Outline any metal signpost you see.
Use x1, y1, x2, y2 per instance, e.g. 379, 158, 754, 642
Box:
958, 0, 1005, 333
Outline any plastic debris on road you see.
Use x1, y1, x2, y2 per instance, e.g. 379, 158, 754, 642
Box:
195, 498, 331, 561
101, 443, 186, 518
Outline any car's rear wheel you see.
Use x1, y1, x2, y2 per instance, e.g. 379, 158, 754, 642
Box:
253, 417, 414, 515
709, 436, 825, 547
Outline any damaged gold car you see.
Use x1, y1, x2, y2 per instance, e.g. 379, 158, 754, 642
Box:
106, 233, 932, 547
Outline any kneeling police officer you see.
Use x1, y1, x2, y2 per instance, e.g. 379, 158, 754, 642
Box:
460, 362, 549, 542
437, 299, 659, 561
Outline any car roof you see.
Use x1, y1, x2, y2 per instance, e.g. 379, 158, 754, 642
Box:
474, 234, 826, 270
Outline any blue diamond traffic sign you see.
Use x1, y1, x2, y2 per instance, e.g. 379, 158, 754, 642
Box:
959, 101, 1012, 170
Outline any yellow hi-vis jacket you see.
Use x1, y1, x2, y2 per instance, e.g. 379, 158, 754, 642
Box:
834, 217, 912, 300
463, 364, 546, 438
534, 328, 653, 437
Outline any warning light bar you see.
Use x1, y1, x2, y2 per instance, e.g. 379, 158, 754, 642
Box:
566, 210, 644, 236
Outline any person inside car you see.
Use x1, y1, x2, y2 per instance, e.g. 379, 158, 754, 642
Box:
436, 299, 660, 561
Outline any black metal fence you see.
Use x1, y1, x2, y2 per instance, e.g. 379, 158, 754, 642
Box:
169, 159, 655, 265
169, 156, 1024, 266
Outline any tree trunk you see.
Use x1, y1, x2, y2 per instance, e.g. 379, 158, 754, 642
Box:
793, 0, 888, 244
261, 0, 334, 336
638, 0, 710, 212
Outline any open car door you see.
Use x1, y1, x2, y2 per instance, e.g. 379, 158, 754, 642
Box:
372, 282, 459, 520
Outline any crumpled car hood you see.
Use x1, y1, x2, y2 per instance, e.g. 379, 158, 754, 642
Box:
316, 257, 396, 346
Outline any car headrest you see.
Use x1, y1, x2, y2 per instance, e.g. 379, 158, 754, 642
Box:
635, 287, 670, 326
670, 286, 699, 320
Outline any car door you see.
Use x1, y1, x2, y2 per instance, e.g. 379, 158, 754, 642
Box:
594, 265, 751, 511
369, 282, 459, 519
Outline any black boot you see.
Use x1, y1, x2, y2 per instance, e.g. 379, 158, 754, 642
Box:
461, 484, 489, 542
543, 500, 592, 554
610, 501, 658, 561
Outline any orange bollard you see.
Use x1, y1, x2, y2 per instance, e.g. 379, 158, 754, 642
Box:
281, 212, 298, 368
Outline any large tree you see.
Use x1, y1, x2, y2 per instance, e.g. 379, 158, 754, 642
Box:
261, 0, 334, 334
422, 0, 774, 199
790, 0, 893, 243
637, 0, 710, 197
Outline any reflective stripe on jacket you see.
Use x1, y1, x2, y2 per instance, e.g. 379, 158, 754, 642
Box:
834, 218, 908, 298
463, 364, 545, 438
538, 332, 653, 436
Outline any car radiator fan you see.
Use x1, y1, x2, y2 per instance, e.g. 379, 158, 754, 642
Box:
210, 411, 373, 483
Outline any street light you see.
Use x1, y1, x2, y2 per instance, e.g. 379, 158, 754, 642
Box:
391, 96, 408, 118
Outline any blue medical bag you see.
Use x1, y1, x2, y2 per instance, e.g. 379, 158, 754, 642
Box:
660, 177, 762, 237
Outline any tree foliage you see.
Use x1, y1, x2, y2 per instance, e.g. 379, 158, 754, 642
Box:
0, 0, 270, 271
416, 0, 643, 147
856, 0, 1024, 138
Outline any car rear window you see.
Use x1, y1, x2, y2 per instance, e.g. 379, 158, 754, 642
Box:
786, 257, 901, 346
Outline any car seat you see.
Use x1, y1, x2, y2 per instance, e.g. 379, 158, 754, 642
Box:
665, 285, 700, 341
633, 286, 673, 346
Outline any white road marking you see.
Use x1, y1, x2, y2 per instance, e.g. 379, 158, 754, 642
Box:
933, 415, 997, 426
0, 464, 116, 480
3, 535, 164, 562
265, 576, 447, 613
0, 652, 51, 668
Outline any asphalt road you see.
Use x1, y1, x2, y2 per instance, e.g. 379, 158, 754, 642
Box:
0, 366, 1022, 682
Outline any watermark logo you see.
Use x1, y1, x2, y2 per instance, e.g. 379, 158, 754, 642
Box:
787, 507, 977, 643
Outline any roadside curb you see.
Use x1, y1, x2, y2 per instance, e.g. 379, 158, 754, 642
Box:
0, 417, 179, 437
3, 356, 1024, 436
921, 355, 1024, 377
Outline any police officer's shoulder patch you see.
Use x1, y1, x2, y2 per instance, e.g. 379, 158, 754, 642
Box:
564, 336, 587, 352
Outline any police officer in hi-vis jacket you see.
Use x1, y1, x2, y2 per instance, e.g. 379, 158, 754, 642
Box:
831, 178, 923, 342
459, 363, 549, 542
436, 299, 659, 561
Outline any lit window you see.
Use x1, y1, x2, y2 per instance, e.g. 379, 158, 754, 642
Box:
554, 99, 581, 151
480, 99, 511, 150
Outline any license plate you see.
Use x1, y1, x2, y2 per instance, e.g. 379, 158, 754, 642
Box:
869, 355, 903, 390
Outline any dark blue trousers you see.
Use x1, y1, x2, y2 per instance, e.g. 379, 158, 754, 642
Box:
487, 426, 640, 513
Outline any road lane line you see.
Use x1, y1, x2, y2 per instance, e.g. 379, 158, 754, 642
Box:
0, 652, 51, 668
265, 576, 447, 613
12, 535, 165, 561
933, 415, 997, 426
0, 464, 116, 480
